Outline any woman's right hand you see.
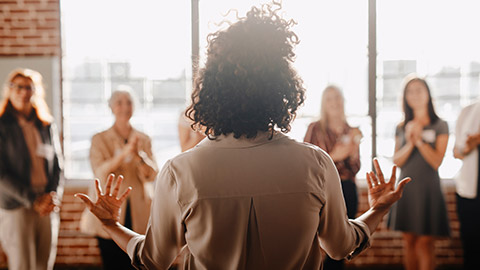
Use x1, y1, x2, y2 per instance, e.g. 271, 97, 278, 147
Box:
75, 174, 132, 226
366, 159, 411, 212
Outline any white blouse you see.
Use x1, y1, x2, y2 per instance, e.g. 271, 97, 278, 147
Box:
455, 100, 480, 198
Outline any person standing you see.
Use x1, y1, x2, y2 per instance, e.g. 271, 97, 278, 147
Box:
80, 88, 158, 269
453, 99, 480, 270
0, 68, 63, 270
304, 85, 362, 270
76, 3, 411, 269
388, 75, 450, 270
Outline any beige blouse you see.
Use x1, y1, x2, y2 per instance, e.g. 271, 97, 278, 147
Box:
80, 127, 158, 238
127, 132, 371, 269
17, 115, 48, 192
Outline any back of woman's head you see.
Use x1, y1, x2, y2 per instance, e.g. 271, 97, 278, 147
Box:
1, 68, 52, 124
187, 2, 305, 139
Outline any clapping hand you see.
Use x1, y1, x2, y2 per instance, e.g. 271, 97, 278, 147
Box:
366, 159, 411, 212
75, 174, 132, 226
405, 121, 423, 145
464, 133, 480, 155
33, 191, 60, 216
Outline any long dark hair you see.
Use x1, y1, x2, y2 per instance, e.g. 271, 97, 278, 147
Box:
402, 75, 439, 128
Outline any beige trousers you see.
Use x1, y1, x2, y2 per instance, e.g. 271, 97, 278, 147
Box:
0, 207, 59, 270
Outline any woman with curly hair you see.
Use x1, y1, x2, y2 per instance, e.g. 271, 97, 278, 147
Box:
76, 3, 410, 269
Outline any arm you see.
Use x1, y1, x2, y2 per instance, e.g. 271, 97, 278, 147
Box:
76, 162, 184, 269
305, 123, 352, 162
303, 123, 314, 143
393, 135, 415, 168
0, 170, 36, 208
317, 156, 410, 259
346, 128, 362, 175
454, 133, 480, 159
415, 134, 448, 170
136, 137, 158, 183
0, 131, 37, 208
90, 134, 133, 180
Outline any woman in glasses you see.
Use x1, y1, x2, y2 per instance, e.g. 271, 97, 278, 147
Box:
0, 68, 63, 270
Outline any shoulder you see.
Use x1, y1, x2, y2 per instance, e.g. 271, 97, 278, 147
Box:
433, 118, 448, 129
91, 129, 112, 145
133, 129, 151, 142
458, 101, 480, 122
395, 122, 404, 135
282, 135, 331, 168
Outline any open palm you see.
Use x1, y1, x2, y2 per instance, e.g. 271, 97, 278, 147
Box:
75, 174, 132, 225
366, 159, 411, 211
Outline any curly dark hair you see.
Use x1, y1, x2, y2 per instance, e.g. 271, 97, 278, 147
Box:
186, 2, 305, 139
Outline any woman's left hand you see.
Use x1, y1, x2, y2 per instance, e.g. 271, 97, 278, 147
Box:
366, 159, 411, 212
75, 174, 132, 226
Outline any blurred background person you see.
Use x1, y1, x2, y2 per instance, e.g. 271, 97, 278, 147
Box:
0, 68, 63, 270
178, 108, 205, 152
388, 75, 450, 270
80, 87, 158, 270
453, 99, 480, 270
304, 85, 362, 270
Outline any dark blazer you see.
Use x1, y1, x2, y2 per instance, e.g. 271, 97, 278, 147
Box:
0, 105, 63, 210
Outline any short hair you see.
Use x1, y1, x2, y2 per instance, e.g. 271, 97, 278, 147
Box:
108, 85, 136, 110
186, 2, 305, 139
0, 68, 53, 125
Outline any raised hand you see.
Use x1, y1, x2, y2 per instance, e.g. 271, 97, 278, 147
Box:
75, 174, 132, 226
366, 159, 411, 212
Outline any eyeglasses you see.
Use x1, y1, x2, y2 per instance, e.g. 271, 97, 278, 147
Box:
9, 82, 34, 92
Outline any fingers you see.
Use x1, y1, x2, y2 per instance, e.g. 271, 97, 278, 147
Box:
367, 171, 379, 188
366, 172, 373, 189
389, 165, 397, 187
118, 187, 132, 202
105, 174, 114, 196
112, 175, 124, 197
95, 179, 103, 198
394, 177, 412, 196
373, 158, 385, 184
74, 193, 94, 209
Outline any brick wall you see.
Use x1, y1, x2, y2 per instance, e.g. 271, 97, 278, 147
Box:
0, 0, 60, 56
0, 0, 465, 268
0, 183, 464, 268
346, 183, 462, 267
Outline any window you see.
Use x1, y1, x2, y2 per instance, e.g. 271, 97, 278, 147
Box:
61, 0, 191, 179
376, 0, 480, 178
61, 0, 480, 180
199, 1, 371, 175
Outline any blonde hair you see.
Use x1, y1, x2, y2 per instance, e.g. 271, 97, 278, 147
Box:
318, 85, 346, 132
0, 68, 53, 125
108, 85, 136, 110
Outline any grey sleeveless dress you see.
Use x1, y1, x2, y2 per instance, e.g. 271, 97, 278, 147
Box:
388, 119, 450, 236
